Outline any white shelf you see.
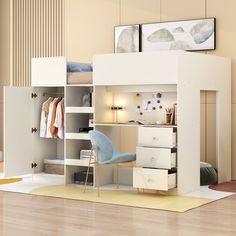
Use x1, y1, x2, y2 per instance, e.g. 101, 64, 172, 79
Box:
65, 133, 90, 140
65, 106, 94, 113
66, 84, 93, 87
66, 158, 94, 167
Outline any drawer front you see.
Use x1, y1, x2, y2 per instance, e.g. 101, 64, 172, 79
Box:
138, 127, 176, 148
133, 167, 176, 191
136, 147, 176, 169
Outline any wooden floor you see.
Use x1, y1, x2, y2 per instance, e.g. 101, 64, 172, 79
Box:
0, 191, 235, 236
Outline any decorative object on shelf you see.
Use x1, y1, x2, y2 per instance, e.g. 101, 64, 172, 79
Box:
111, 106, 124, 123
79, 127, 93, 133
82, 92, 91, 107
141, 18, 215, 51
89, 118, 94, 127
114, 24, 141, 53
165, 108, 172, 124
171, 103, 177, 125
80, 149, 95, 159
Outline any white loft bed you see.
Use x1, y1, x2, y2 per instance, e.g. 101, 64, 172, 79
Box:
3, 52, 231, 196
93, 51, 231, 195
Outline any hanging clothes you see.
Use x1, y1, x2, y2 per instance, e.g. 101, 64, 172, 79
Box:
40, 96, 64, 139
46, 98, 57, 138
40, 97, 53, 138
54, 98, 64, 139
50, 97, 62, 138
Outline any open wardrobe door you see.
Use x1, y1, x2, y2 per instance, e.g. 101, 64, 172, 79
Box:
4, 87, 34, 177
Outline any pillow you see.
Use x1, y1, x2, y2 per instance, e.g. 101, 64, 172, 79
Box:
67, 62, 93, 72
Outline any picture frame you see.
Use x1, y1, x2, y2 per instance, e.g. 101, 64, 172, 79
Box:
114, 24, 141, 53
141, 18, 216, 52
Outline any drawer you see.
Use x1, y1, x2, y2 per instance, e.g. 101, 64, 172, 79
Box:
133, 167, 176, 191
136, 147, 176, 169
138, 127, 177, 148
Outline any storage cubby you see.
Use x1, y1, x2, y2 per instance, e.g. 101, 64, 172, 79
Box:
64, 84, 95, 185
66, 140, 91, 159
66, 113, 93, 133
65, 165, 94, 185
65, 85, 93, 107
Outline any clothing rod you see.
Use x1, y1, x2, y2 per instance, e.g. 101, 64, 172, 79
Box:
43, 92, 64, 96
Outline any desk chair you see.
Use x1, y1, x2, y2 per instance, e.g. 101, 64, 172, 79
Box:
84, 130, 136, 196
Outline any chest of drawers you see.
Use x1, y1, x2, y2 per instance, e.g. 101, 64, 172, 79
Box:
133, 126, 177, 191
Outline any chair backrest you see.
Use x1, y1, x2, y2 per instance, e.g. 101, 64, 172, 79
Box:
89, 130, 114, 163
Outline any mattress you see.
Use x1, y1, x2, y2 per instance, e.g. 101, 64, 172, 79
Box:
67, 72, 92, 84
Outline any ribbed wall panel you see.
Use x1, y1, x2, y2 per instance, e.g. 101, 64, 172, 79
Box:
12, 0, 64, 86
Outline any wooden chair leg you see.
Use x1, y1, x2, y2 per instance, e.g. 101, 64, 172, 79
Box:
83, 149, 93, 193
96, 163, 100, 197
116, 164, 119, 189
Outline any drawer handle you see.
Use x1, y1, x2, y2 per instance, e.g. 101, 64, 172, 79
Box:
147, 178, 152, 182
152, 137, 159, 141
150, 156, 156, 162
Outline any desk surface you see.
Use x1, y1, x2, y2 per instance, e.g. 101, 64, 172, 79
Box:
95, 123, 177, 128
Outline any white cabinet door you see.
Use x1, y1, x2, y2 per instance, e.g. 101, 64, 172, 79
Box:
32, 57, 66, 87
4, 87, 34, 177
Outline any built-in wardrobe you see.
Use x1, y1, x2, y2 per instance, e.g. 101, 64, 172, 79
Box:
4, 57, 94, 184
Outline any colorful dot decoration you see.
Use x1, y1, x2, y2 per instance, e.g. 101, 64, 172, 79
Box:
135, 92, 164, 114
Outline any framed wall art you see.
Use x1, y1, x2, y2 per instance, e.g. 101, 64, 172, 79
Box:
141, 18, 216, 51
114, 24, 141, 53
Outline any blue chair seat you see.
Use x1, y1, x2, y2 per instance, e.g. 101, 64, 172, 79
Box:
100, 151, 136, 164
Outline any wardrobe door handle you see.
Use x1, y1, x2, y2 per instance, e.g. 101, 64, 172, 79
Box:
31, 128, 37, 133
31, 163, 37, 168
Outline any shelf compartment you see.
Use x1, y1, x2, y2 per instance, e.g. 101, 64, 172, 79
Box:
65, 86, 93, 107
65, 106, 94, 113
65, 133, 90, 140
65, 113, 93, 133
66, 158, 94, 167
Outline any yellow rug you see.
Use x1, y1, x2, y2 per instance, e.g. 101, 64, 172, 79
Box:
30, 185, 214, 212
0, 178, 22, 185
